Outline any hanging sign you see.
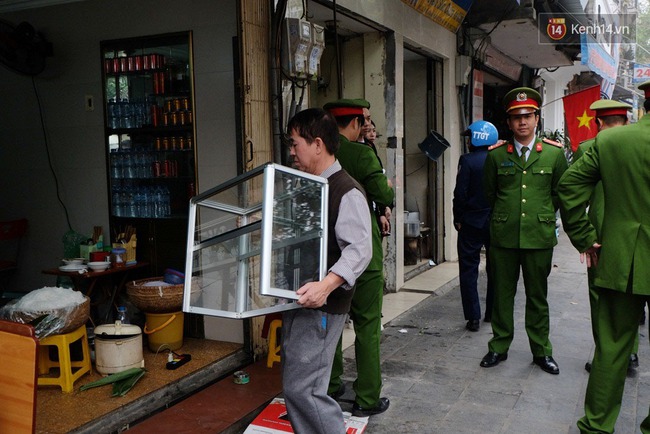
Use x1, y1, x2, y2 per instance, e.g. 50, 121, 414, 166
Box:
634, 64, 650, 83
401, 0, 475, 33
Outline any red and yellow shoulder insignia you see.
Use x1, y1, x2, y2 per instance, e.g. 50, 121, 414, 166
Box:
542, 138, 563, 148
488, 140, 508, 151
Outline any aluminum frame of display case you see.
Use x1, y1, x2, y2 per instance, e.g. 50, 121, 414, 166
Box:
182, 163, 329, 319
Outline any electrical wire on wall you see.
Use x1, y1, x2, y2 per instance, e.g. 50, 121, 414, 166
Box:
31, 75, 73, 232
333, 0, 342, 98
270, 0, 288, 164
272, 0, 321, 164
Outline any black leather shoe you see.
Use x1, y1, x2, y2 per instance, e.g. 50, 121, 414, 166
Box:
585, 362, 592, 372
480, 351, 507, 368
466, 320, 480, 332
483, 315, 491, 323
629, 353, 639, 369
533, 356, 560, 375
352, 397, 390, 417
327, 383, 345, 400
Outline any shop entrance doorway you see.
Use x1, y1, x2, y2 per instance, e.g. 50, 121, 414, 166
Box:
403, 49, 443, 271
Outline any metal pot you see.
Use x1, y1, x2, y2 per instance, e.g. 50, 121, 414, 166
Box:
405, 222, 421, 238
94, 321, 144, 375
404, 211, 421, 237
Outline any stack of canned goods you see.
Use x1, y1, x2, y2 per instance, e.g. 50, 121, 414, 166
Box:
154, 134, 193, 151
104, 53, 167, 74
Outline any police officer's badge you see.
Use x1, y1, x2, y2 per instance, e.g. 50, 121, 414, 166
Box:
517, 92, 527, 102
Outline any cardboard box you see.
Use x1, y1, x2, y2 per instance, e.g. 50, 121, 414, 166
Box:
244, 398, 367, 434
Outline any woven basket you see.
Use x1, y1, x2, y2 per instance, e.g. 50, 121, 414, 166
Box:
127, 277, 194, 313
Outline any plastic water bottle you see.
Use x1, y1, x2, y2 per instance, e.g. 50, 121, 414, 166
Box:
116, 306, 129, 324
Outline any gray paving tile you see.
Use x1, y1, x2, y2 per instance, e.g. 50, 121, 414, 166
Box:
342, 231, 650, 433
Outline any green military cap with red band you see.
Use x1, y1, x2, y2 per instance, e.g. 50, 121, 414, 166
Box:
589, 99, 632, 117
503, 87, 542, 115
323, 98, 370, 117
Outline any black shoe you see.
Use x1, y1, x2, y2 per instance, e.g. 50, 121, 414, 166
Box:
466, 320, 480, 332
352, 397, 390, 417
328, 383, 345, 400
585, 362, 592, 372
483, 315, 491, 323
629, 354, 639, 369
480, 351, 507, 368
641, 311, 646, 325
533, 356, 560, 375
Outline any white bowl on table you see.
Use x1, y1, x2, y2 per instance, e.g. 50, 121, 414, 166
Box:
62, 258, 85, 265
88, 261, 111, 272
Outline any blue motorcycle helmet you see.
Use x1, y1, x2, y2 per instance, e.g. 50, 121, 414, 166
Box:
466, 120, 498, 147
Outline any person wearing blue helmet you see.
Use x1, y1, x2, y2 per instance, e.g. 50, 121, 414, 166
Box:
453, 120, 498, 331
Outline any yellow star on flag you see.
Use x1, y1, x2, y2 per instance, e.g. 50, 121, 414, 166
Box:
577, 110, 594, 129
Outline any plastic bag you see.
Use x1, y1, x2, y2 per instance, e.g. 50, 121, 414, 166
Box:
0, 287, 89, 338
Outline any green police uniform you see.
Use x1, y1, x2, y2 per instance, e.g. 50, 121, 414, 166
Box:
573, 100, 639, 369
482, 87, 568, 364
559, 81, 650, 433
324, 99, 395, 410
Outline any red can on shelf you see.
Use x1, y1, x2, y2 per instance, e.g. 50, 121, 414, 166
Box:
134, 55, 142, 71
149, 54, 158, 70
152, 160, 161, 178
127, 56, 135, 72
157, 72, 165, 94
104, 59, 112, 74
143, 54, 150, 70
119, 57, 128, 72
151, 105, 159, 127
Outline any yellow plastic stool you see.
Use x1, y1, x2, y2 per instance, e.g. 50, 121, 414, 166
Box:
266, 319, 282, 368
38, 325, 92, 393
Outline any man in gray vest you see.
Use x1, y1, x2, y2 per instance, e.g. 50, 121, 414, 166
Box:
281, 108, 372, 433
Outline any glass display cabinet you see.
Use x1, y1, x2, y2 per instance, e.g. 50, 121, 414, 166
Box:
183, 163, 329, 319
100, 31, 196, 274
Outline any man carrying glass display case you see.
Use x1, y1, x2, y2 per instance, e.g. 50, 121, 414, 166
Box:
281, 107, 372, 433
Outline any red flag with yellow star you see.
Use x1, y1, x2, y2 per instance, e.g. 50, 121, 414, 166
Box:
562, 85, 600, 152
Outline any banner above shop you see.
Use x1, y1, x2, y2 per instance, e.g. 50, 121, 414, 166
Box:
402, 0, 474, 33
580, 33, 617, 98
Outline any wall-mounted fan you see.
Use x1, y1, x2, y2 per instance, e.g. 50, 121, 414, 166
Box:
0, 20, 53, 76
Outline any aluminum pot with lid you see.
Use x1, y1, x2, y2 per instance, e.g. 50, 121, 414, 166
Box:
404, 211, 421, 238
94, 321, 144, 375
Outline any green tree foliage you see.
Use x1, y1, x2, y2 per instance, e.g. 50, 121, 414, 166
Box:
637, 0, 650, 64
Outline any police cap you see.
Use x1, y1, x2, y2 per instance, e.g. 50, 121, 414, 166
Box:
323, 98, 369, 117
503, 87, 542, 115
589, 99, 632, 117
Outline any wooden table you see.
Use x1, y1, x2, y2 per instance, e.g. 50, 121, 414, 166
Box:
42, 262, 150, 324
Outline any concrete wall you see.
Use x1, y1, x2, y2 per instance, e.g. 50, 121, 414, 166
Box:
0, 0, 242, 342
331, 0, 463, 283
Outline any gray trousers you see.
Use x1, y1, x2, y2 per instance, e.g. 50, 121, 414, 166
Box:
281, 308, 347, 434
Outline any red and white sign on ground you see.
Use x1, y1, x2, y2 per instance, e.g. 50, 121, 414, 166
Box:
244, 398, 368, 434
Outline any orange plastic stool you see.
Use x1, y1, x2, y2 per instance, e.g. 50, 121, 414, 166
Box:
266, 319, 282, 368
38, 325, 92, 392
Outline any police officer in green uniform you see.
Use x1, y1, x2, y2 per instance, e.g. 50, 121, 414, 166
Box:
572, 100, 638, 374
559, 80, 650, 434
324, 98, 394, 416
479, 87, 568, 374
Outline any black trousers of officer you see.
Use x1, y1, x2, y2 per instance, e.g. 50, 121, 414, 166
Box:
458, 222, 494, 321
